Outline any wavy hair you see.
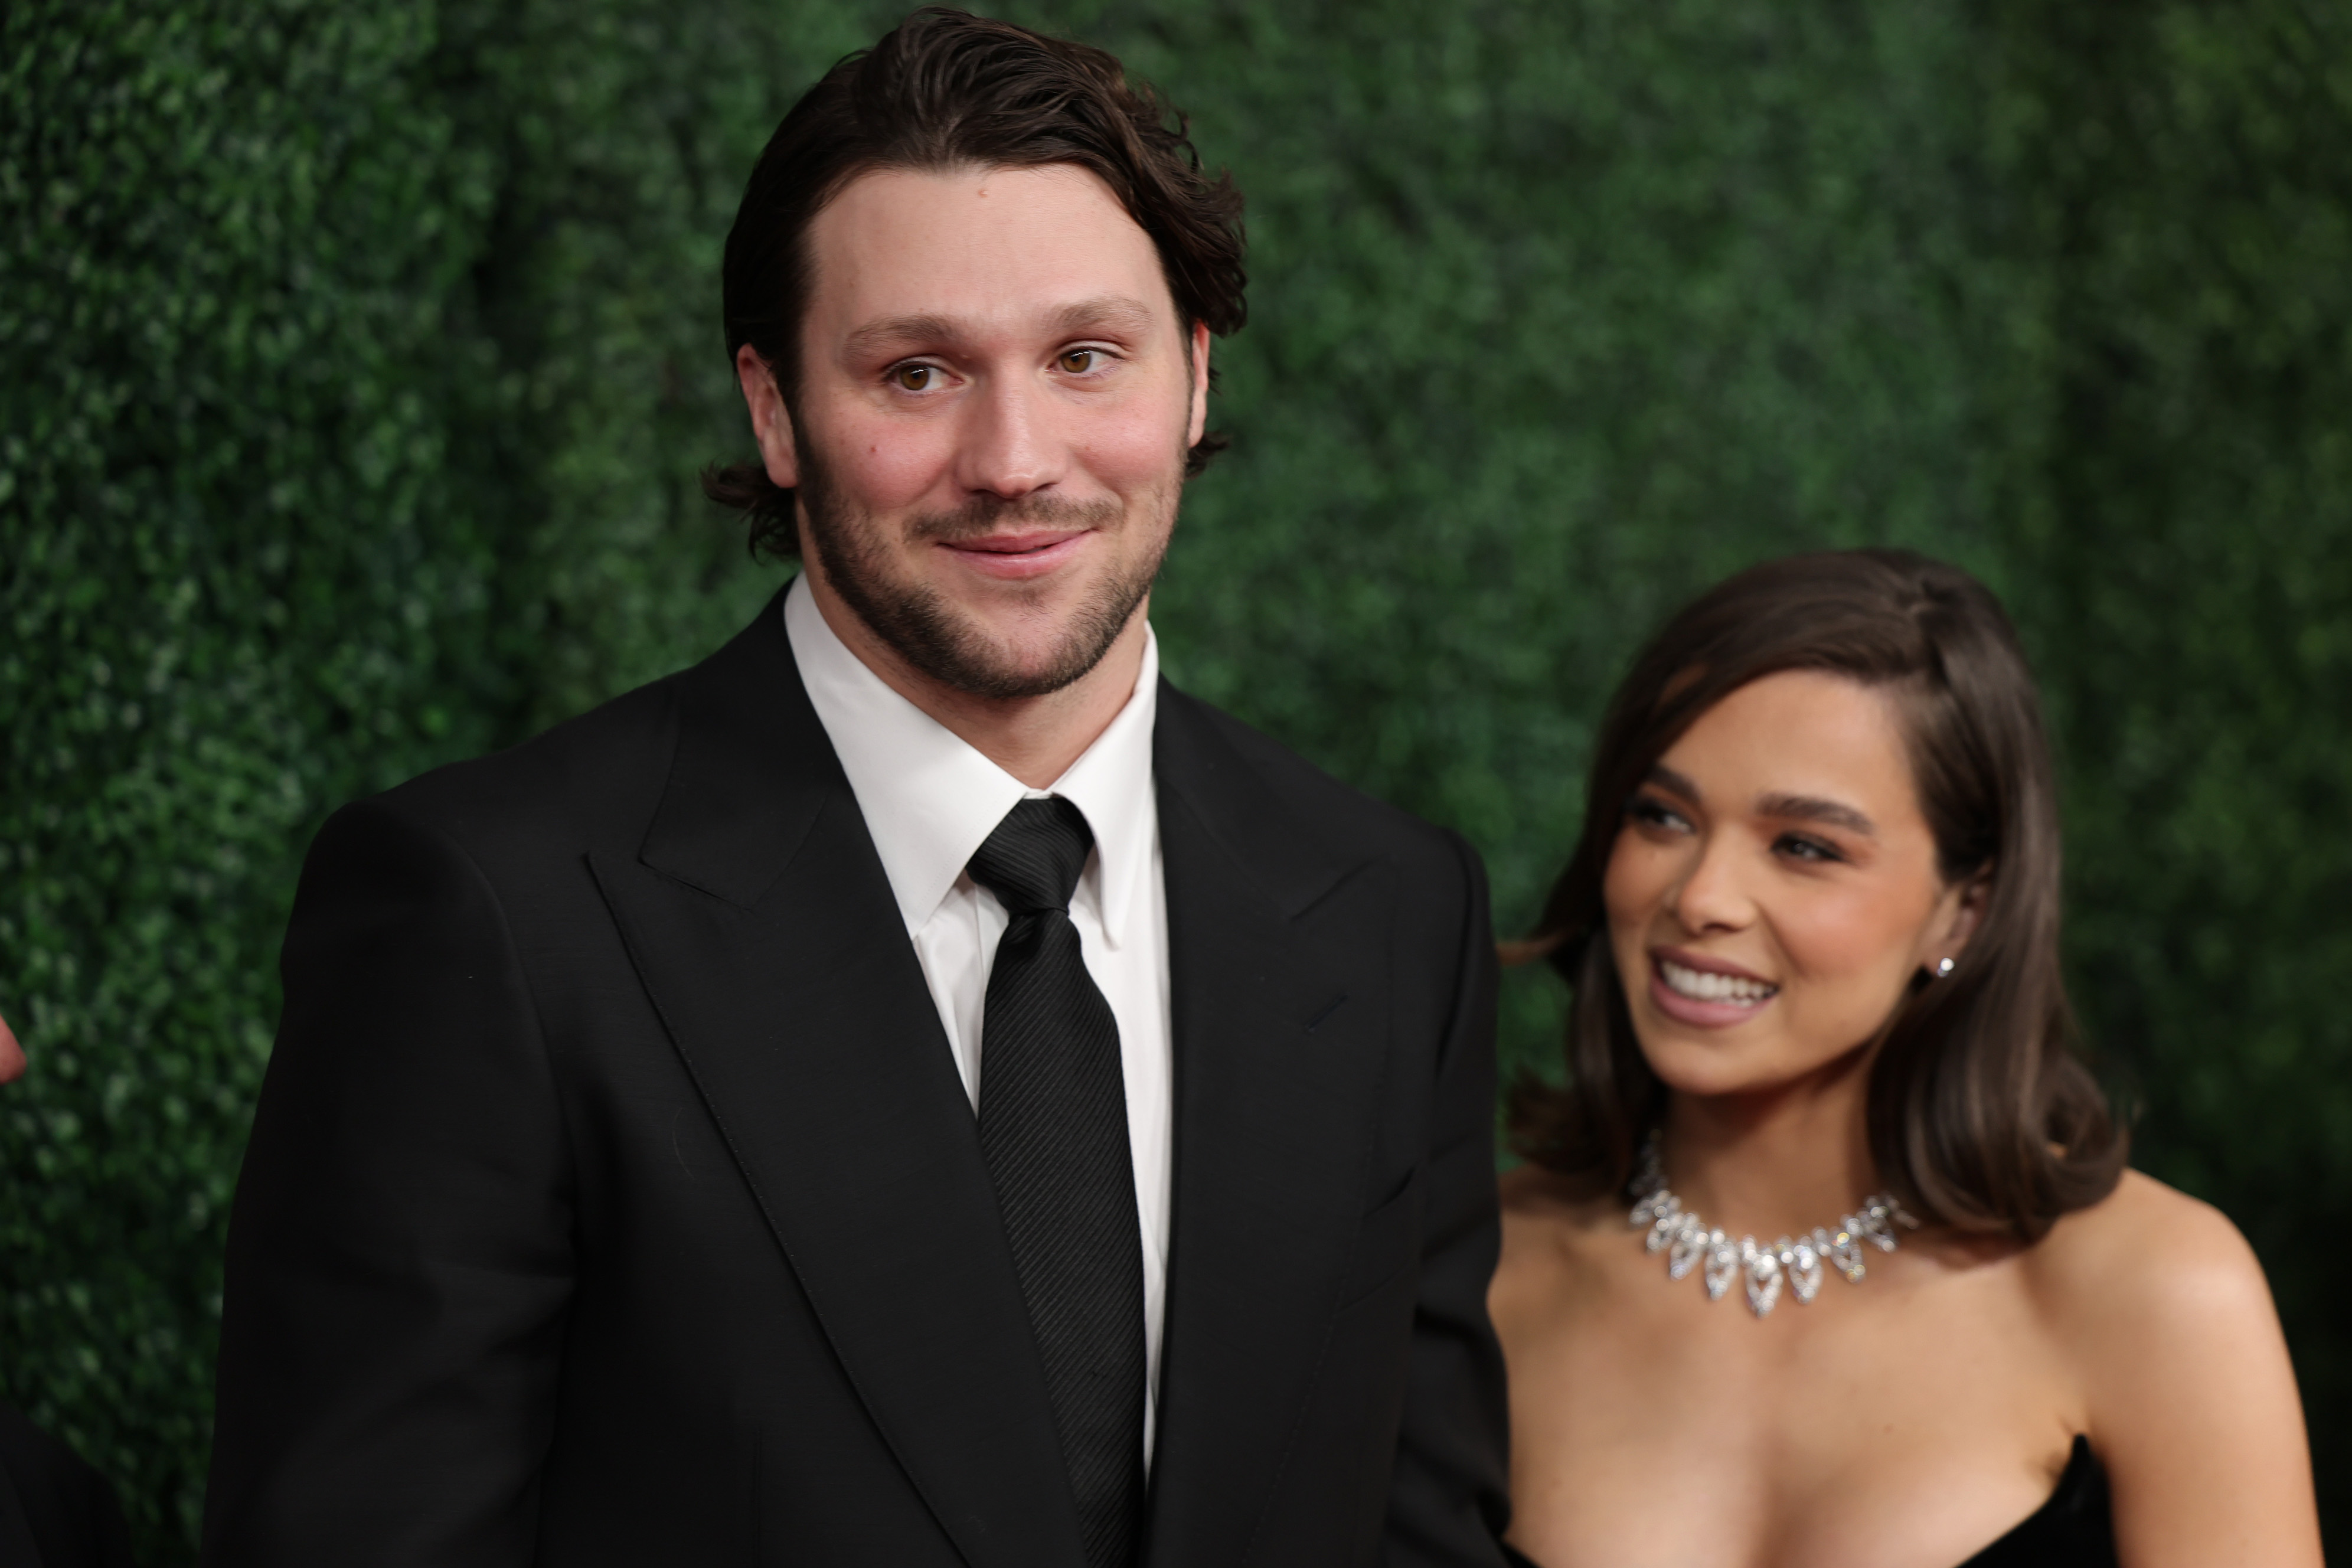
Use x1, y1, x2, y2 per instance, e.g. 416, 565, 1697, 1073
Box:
1509, 549, 2125, 1239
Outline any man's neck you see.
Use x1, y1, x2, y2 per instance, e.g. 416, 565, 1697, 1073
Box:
802, 570, 1148, 790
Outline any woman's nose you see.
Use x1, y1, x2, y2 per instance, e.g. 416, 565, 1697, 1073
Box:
1667, 834, 1754, 935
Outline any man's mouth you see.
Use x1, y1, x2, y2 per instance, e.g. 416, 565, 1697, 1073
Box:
942, 528, 1089, 555
936, 528, 1093, 580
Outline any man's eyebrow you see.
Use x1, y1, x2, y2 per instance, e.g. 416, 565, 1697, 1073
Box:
1048, 295, 1157, 337
841, 313, 963, 360
1756, 792, 1877, 835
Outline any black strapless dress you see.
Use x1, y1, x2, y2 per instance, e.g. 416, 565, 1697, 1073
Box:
1501, 1435, 2118, 1568
1957, 1436, 2116, 1567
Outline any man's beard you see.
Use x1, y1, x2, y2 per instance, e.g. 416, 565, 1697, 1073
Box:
797, 443, 1175, 701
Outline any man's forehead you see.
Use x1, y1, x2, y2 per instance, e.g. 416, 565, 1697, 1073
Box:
803, 164, 1176, 339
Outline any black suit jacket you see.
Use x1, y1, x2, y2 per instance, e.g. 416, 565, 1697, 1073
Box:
0, 1403, 135, 1568
201, 593, 1510, 1566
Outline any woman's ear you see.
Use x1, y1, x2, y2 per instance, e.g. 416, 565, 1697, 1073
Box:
1928, 865, 1993, 972
735, 344, 801, 490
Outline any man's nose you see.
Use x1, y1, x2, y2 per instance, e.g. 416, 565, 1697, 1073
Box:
953, 367, 1067, 501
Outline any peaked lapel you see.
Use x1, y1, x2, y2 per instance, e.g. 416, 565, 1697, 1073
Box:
1141, 688, 1400, 1567
589, 593, 1084, 1568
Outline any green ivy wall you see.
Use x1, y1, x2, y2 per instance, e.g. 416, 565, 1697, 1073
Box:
4, 1, 2346, 1559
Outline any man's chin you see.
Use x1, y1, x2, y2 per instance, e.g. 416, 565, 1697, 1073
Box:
920, 625, 1134, 702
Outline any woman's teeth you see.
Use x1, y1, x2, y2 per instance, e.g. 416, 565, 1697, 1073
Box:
1660, 959, 1776, 1006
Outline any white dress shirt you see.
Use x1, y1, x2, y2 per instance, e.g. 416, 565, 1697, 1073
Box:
784, 576, 1172, 1461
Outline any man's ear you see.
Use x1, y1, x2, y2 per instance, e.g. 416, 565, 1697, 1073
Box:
1185, 319, 1211, 449
735, 344, 800, 490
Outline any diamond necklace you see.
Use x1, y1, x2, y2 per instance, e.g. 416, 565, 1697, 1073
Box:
1627, 1132, 1917, 1318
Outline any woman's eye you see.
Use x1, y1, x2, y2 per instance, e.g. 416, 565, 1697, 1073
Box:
1776, 834, 1841, 864
890, 364, 937, 391
1628, 798, 1691, 834
1058, 348, 1099, 374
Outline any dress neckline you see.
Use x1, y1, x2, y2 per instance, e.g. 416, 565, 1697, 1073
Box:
1953, 1435, 2118, 1567
1498, 1436, 2116, 1568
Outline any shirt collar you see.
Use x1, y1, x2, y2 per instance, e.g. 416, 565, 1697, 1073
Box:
785, 574, 1159, 946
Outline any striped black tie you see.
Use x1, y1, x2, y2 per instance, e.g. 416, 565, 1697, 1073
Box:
967, 796, 1145, 1568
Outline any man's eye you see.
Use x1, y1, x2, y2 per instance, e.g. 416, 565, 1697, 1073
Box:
890, 364, 937, 391
1776, 834, 1841, 864
1058, 348, 1099, 373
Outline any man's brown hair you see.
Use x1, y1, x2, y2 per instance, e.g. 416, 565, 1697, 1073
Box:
703, 6, 1247, 559
1509, 549, 2127, 1239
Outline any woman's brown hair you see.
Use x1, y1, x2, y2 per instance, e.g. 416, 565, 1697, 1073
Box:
1510, 548, 2125, 1239
702, 6, 1247, 558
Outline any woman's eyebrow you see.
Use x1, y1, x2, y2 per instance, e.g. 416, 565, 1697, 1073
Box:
1643, 763, 1700, 800
1756, 792, 1877, 835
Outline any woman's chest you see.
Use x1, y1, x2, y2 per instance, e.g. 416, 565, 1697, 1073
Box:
1500, 1255, 2086, 1568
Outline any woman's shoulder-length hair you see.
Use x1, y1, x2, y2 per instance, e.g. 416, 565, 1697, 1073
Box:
1510, 547, 2126, 1239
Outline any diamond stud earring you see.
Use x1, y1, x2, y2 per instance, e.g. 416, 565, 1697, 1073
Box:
1933, 957, 1955, 978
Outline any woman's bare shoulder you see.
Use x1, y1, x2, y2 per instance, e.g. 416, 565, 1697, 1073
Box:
2026, 1169, 2286, 1406
2027, 1169, 2266, 1316
2026, 1180, 2320, 1559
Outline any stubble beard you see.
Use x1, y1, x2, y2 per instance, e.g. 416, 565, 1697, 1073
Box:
796, 441, 1179, 701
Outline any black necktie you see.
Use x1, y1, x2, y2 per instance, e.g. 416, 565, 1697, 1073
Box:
967, 797, 1146, 1568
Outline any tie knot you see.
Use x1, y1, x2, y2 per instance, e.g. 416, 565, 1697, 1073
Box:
968, 796, 1095, 916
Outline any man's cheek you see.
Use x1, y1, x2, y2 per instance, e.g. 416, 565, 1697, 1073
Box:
829, 414, 959, 514
1083, 404, 1190, 489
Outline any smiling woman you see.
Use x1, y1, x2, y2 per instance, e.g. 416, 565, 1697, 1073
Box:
1511, 550, 2112, 1226
1490, 550, 2323, 1568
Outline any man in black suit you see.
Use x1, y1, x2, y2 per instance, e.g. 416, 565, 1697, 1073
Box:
202, 11, 1510, 1564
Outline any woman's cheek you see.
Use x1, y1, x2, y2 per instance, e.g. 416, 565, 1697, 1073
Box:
1775, 888, 1880, 981
1779, 886, 1925, 1039
1602, 832, 1660, 927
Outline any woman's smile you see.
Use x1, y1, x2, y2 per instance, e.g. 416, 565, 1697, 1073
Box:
1649, 949, 1778, 1027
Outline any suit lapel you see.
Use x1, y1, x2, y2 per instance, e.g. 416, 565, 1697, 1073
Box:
590, 593, 1084, 1568
1141, 690, 1399, 1567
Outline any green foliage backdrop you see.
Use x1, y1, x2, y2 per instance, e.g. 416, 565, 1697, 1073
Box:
4, 1, 2346, 1558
